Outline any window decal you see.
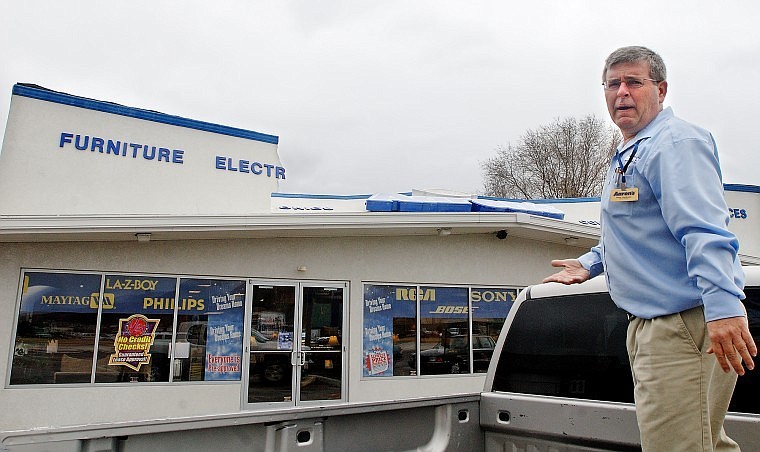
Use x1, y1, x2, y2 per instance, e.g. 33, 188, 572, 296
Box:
109, 314, 160, 371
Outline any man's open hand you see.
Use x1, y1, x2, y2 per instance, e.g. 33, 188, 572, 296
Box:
542, 259, 591, 285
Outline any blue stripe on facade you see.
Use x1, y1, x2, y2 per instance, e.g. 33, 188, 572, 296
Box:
12, 84, 279, 145
725, 184, 760, 193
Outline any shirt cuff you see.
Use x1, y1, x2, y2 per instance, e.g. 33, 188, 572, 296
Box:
702, 291, 746, 322
578, 251, 604, 278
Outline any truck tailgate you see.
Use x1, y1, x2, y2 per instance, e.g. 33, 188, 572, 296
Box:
480, 391, 640, 451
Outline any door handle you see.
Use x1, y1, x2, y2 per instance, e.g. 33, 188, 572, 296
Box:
291, 351, 307, 366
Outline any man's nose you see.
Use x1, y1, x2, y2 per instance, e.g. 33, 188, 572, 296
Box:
615, 82, 631, 96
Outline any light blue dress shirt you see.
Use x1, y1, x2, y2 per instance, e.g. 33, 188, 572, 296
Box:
578, 107, 745, 321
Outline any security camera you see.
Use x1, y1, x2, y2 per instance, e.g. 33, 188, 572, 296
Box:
495, 230, 508, 240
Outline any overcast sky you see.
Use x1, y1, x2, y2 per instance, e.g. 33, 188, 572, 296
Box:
1, 1, 757, 195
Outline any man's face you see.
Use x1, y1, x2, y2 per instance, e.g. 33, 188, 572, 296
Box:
604, 61, 667, 140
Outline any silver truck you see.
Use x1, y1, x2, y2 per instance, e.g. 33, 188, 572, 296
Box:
481, 264, 760, 451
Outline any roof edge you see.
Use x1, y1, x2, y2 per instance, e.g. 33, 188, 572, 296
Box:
12, 83, 279, 145
0, 212, 601, 244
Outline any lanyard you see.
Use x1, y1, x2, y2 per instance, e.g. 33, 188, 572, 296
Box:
614, 138, 647, 187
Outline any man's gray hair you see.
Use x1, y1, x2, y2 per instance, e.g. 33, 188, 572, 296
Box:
603, 46, 666, 82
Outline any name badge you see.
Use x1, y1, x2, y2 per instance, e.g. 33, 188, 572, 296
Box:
610, 187, 638, 202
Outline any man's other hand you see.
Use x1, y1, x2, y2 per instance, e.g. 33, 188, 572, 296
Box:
707, 315, 757, 375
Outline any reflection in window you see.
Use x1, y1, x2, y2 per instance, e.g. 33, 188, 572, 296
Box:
362, 285, 416, 377
471, 288, 516, 373
250, 285, 295, 352
248, 285, 296, 403
300, 287, 344, 401
418, 286, 469, 375
95, 275, 177, 383
10, 272, 102, 385
173, 278, 246, 382
362, 284, 516, 378
11, 270, 251, 386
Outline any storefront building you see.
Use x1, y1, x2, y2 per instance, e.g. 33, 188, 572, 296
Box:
1, 84, 757, 434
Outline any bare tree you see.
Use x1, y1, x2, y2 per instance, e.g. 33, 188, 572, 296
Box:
482, 115, 620, 199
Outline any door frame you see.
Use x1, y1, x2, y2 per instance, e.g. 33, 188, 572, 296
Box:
242, 279, 348, 409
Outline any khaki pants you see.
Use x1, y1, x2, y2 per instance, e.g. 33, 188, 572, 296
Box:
627, 306, 739, 451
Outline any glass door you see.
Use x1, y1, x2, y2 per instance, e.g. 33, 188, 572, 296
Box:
247, 283, 296, 404
297, 284, 345, 403
245, 281, 346, 407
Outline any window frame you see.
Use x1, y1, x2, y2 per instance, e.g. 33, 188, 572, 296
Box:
7, 269, 248, 387
361, 281, 519, 379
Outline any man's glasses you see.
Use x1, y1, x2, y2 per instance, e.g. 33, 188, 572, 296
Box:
603, 77, 661, 91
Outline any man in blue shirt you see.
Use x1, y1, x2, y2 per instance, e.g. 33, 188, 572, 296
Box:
544, 46, 757, 451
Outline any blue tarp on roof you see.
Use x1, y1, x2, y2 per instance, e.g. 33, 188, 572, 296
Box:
365, 194, 565, 219
470, 199, 565, 219
365, 193, 471, 212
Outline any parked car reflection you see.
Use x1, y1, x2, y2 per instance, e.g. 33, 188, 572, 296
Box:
410, 334, 496, 374
250, 329, 310, 384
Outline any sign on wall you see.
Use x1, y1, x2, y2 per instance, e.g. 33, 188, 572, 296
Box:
0, 84, 283, 215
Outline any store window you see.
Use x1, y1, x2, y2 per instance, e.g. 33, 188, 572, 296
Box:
95, 274, 177, 383
10, 270, 247, 386
172, 278, 246, 382
362, 283, 517, 378
471, 287, 517, 373
418, 286, 470, 375
10, 271, 103, 385
362, 284, 416, 377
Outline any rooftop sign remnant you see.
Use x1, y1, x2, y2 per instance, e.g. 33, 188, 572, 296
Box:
0, 84, 282, 216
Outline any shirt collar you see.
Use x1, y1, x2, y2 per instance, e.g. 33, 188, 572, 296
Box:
617, 107, 673, 154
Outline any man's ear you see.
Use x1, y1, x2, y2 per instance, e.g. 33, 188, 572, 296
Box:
658, 80, 668, 104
